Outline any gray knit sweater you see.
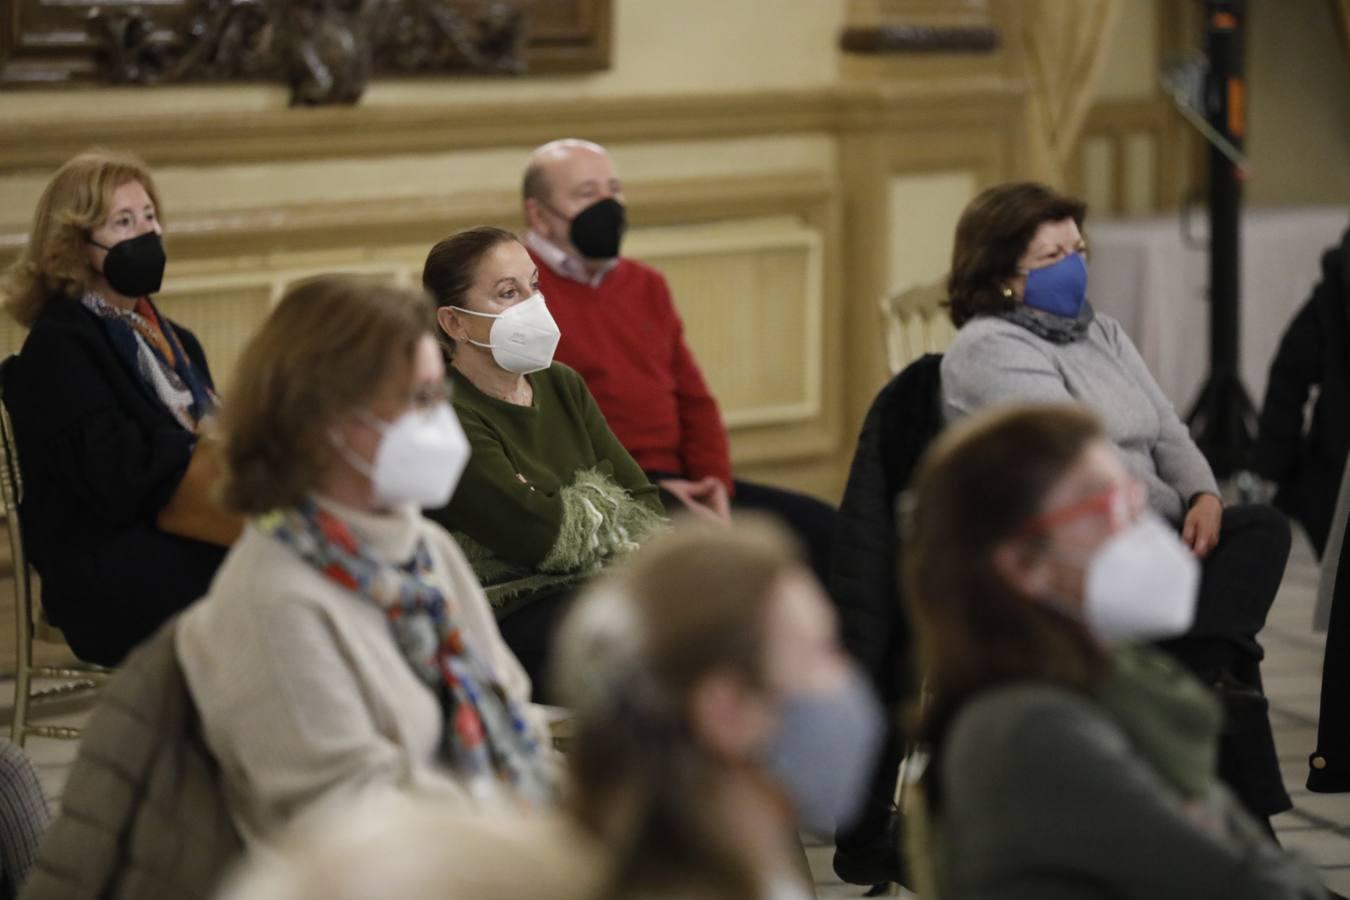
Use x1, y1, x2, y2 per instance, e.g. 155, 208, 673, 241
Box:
941, 314, 1219, 523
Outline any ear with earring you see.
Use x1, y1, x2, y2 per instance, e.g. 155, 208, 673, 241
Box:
1001, 285, 1014, 299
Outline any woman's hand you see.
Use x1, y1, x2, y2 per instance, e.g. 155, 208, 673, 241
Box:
1181, 493, 1223, 559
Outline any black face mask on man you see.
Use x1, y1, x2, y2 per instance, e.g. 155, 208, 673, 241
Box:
562, 197, 627, 260
88, 231, 166, 298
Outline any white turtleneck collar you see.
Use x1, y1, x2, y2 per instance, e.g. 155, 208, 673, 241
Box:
311, 494, 424, 565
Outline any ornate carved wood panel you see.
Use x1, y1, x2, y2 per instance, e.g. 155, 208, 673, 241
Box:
0, 0, 610, 102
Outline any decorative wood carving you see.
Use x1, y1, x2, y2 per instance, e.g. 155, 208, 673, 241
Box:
839, 24, 1000, 55
0, 0, 609, 102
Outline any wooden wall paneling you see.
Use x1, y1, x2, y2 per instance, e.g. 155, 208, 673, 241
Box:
0, 90, 843, 175
155, 283, 274, 394
1071, 98, 1186, 215
839, 121, 1012, 437
0, 80, 1024, 177
627, 196, 842, 476
837, 131, 891, 459
0, 173, 835, 271
725, 189, 846, 498
631, 218, 823, 430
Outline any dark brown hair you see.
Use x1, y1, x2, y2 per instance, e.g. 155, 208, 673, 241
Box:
219, 275, 435, 514
902, 404, 1109, 744
946, 182, 1087, 327
421, 226, 520, 354
555, 519, 805, 900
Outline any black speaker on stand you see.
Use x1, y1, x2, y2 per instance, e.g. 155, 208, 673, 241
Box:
1185, 0, 1256, 479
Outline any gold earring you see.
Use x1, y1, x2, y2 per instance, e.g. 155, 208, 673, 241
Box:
1001, 286, 1014, 298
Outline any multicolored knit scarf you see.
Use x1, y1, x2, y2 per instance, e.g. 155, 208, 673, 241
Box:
80, 292, 216, 430
257, 500, 553, 808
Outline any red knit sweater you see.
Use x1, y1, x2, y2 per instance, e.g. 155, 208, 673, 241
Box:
533, 253, 734, 491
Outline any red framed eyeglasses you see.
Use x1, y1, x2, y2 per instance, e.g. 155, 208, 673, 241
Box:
1021, 479, 1147, 536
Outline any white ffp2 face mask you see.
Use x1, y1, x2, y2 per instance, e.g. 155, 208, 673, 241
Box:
333, 403, 471, 510
452, 293, 561, 375
1083, 513, 1200, 644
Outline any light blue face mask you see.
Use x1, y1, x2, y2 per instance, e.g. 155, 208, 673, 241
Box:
761, 668, 885, 832
1022, 252, 1088, 318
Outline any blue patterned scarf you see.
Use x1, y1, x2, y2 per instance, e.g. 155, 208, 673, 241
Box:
80, 292, 216, 430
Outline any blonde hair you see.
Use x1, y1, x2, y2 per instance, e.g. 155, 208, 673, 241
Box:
554, 518, 804, 900
219, 274, 436, 514
1, 149, 163, 326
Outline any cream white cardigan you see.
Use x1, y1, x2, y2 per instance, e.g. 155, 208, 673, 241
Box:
176, 496, 548, 845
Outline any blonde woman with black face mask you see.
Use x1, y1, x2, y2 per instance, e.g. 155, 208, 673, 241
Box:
0, 149, 241, 666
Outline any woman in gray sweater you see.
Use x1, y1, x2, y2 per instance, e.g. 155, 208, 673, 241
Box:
940, 182, 1291, 827
902, 404, 1325, 900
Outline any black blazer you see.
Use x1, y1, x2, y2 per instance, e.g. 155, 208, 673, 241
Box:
1255, 227, 1350, 556
4, 295, 226, 665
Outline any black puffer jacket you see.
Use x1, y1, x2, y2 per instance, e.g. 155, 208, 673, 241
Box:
831, 354, 945, 703
1255, 227, 1350, 557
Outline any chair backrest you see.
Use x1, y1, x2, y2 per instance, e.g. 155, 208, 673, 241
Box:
880, 279, 956, 375
0, 356, 35, 648
0, 355, 23, 516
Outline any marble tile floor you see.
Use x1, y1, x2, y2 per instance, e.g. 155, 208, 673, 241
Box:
7, 532, 1350, 897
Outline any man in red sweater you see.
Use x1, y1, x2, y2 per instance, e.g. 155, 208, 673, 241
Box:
519, 138, 836, 582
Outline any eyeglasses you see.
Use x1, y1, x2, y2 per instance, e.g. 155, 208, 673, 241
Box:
1021, 479, 1146, 536
1020, 243, 1090, 275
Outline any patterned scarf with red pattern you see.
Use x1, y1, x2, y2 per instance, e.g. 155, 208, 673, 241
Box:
257, 499, 552, 807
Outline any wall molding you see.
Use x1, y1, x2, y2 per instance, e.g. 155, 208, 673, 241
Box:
0, 171, 834, 268
630, 221, 826, 430
1072, 96, 1191, 214
0, 80, 1025, 175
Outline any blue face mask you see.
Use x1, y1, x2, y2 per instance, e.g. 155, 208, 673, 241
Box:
1021, 252, 1088, 318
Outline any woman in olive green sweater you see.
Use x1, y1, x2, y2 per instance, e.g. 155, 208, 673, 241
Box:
422, 226, 664, 696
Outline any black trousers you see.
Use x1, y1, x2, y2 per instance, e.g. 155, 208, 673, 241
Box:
1158, 503, 1292, 818
500, 477, 837, 704
39, 525, 227, 667
649, 473, 838, 587
1311, 504, 1350, 791
496, 586, 579, 704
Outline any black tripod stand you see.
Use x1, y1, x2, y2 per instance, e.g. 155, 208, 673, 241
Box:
1185, 0, 1256, 480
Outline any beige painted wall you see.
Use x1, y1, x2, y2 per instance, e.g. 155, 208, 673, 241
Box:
0, 0, 848, 122
1246, 0, 1350, 207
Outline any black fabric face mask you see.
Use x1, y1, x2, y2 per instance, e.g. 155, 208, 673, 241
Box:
567, 198, 627, 260
89, 231, 166, 298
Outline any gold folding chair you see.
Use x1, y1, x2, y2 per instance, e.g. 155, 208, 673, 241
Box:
879, 278, 957, 376
0, 359, 110, 746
